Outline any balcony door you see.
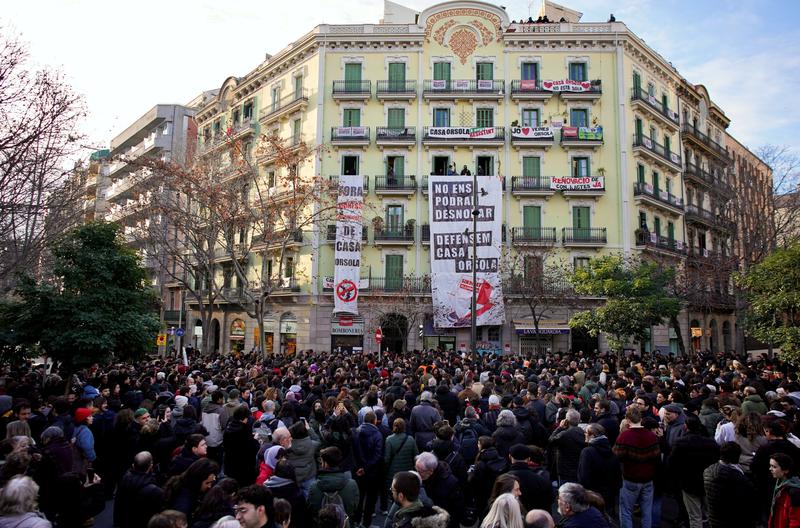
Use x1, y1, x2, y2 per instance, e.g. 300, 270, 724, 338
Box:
385, 255, 403, 291
523, 205, 541, 238
433, 62, 451, 82
521, 62, 539, 82
433, 108, 450, 127
388, 62, 405, 91
386, 205, 403, 234
573, 206, 591, 239
344, 63, 362, 90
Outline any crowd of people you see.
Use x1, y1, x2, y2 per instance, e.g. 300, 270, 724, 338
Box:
1, 346, 800, 528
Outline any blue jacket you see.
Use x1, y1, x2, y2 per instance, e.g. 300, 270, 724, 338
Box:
74, 424, 96, 462
562, 506, 610, 527
355, 422, 384, 472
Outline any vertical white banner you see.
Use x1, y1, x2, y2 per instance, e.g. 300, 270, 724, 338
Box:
428, 175, 505, 328
334, 175, 363, 314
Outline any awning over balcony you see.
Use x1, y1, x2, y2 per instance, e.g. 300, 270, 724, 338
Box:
513, 320, 571, 335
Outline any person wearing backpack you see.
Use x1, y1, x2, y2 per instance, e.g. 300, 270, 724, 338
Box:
308, 446, 359, 522
201, 390, 226, 464
454, 406, 488, 465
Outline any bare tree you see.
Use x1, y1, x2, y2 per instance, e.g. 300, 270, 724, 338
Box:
0, 29, 87, 291
757, 145, 800, 249
365, 276, 432, 353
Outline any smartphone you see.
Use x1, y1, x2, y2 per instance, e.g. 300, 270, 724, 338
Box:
87, 468, 95, 482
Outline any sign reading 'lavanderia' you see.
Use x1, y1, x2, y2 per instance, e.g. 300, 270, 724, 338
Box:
333, 175, 363, 314
428, 176, 505, 328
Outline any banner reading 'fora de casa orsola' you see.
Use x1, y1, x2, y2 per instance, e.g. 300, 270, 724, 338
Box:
333, 175, 363, 314
428, 175, 505, 328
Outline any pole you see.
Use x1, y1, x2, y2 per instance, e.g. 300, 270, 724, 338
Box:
471, 170, 478, 357
177, 290, 183, 357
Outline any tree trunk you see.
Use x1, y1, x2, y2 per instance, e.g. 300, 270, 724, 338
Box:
670, 315, 687, 356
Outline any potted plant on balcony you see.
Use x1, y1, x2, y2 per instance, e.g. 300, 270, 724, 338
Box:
405, 218, 416, 237
372, 216, 384, 236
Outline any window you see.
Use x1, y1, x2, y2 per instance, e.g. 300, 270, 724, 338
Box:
523, 255, 543, 281
476, 156, 494, 176
568, 62, 587, 81
169, 291, 176, 310
433, 108, 450, 127
342, 156, 359, 175
570, 109, 588, 127
284, 257, 294, 278
203, 126, 211, 142
292, 119, 301, 144
344, 63, 362, 84
573, 206, 591, 235
487, 326, 501, 343
243, 102, 253, 121
666, 178, 672, 195
521, 108, 539, 127
387, 108, 405, 129
522, 157, 541, 178
385, 255, 404, 291
650, 125, 657, 143
388, 62, 405, 89
639, 211, 647, 229
635, 118, 643, 140
652, 171, 660, 193
267, 171, 276, 188
667, 221, 675, 241
664, 135, 671, 156
476, 108, 493, 128
661, 93, 669, 112
633, 71, 641, 94
521, 62, 539, 82
343, 108, 360, 127
647, 82, 655, 97
654, 217, 661, 236
387, 156, 404, 177
572, 157, 590, 177
637, 164, 645, 184
386, 205, 403, 232
232, 108, 241, 125
213, 120, 221, 137
476, 62, 493, 80
294, 76, 303, 100
523, 205, 541, 230
271, 87, 280, 112
574, 257, 590, 270
433, 62, 451, 81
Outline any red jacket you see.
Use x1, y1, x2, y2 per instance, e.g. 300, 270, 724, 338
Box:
770, 478, 800, 528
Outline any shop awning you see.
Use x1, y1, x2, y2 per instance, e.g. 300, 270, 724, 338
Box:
513, 320, 571, 335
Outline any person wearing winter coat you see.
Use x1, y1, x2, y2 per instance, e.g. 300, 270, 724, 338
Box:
667, 414, 720, 528
354, 411, 384, 528
408, 392, 442, 451
32, 427, 74, 521
769, 452, 800, 528
113, 451, 165, 528
507, 444, 553, 513
384, 418, 419, 492
416, 452, 463, 528
200, 391, 227, 464
73, 407, 96, 474
286, 419, 320, 495
703, 442, 757, 528
556, 482, 610, 528
435, 384, 460, 425
661, 404, 686, 458
492, 409, 525, 460
699, 398, 724, 437
481, 394, 502, 434
308, 447, 360, 521
389, 471, 450, 528
752, 420, 800, 514
549, 409, 586, 484
591, 400, 620, 446
468, 437, 507, 515
577, 423, 621, 513
222, 404, 259, 486
742, 387, 769, 416
0, 476, 52, 528
168, 433, 207, 477
264, 459, 308, 528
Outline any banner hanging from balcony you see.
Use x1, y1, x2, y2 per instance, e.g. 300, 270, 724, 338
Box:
334, 126, 367, 137
427, 127, 496, 139
542, 79, 593, 92
428, 175, 505, 329
550, 176, 604, 191
561, 126, 603, 140
511, 126, 554, 139
333, 175, 364, 315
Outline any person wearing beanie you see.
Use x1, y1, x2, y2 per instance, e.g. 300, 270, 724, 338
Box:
74, 406, 96, 471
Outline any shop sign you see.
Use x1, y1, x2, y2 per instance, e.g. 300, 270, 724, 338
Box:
281, 321, 297, 334
331, 317, 365, 335
550, 176, 604, 191
510, 126, 554, 139
542, 79, 592, 92
335, 126, 367, 137
427, 127, 496, 139
516, 327, 570, 335
230, 319, 246, 340
691, 327, 703, 338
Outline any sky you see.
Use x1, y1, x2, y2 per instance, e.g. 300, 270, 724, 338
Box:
3, 0, 799, 159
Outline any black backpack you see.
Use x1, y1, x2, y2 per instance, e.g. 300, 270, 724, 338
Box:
456, 421, 479, 463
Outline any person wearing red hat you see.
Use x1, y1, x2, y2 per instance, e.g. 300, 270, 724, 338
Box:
74, 406, 96, 474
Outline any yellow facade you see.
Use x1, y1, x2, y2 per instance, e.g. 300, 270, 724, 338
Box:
187, 0, 744, 356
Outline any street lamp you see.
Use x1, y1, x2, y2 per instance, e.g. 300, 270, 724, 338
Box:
469, 171, 488, 357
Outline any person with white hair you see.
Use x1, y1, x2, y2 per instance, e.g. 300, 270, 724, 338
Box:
408, 391, 441, 451
556, 482, 609, 527
492, 409, 525, 459
480, 492, 524, 528
0, 475, 52, 528
415, 451, 463, 527
549, 408, 586, 485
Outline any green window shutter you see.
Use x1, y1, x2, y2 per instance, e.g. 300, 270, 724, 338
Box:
654, 217, 661, 236
385, 255, 404, 291
570, 109, 587, 127
434, 62, 451, 81
572, 157, 590, 177
523, 206, 542, 229
653, 172, 660, 193
633, 72, 641, 94
664, 136, 671, 155
639, 211, 647, 229
476, 108, 493, 127
292, 119, 301, 142
476, 62, 493, 80
521, 62, 537, 81
343, 109, 360, 127
662, 94, 669, 111
635, 118, 643, 139
387, 108, 405, 128
388, 63, 405, 82
573, 206, 590, 229
391, 157, 404, 177
522, 157, 541, 178
344, 63, 361, 82
294, 76, 303, 99
637, 164, 645, 183
668, 222, 675, 241
666, 178, 672, 195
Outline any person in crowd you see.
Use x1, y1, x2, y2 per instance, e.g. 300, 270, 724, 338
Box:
556, 482, 609, 528
353, 410, 384, 527
408, 391, 441, 451
469, 436, 508, 515
548, 409, 585, 484
415, 451, 462, 528
507, 444, 552, 513
734, 411, 767, 474
264, 459, 307, 528
147, 510, 188, 528
191, 478, 239, 528
389, 470, 450, 528
308, 446, 359, 521
73, 406, 96, 474
201, 391, 226, 464
493, 410, 525, 460
613, 405, 660, 528
169, 433, 208, 477
0, 476, 51, 528
114, 451, 165, 528
222, 404, 258, 486
524, 509, 554, 528
234, 485, 275, 528
703, 442, 757, 528
164, 458, 219, 523
384, 418, 419, 500
752, 420, 800, 513
768, 452, 800, 528
286, 418, 320, 497
591, 400, 619, 446
577, 423, 620, 514
480, 492, 524, 528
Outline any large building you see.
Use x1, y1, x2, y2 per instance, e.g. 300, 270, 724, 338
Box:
186, 0, 768, 356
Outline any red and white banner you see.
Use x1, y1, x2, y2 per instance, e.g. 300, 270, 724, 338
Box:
427, 127, 496, 139
519, 79, 539, 91
510, 126, 554, 139
542, 79, 592, 92
333, 175, 364, 314
550, 176, 604, 191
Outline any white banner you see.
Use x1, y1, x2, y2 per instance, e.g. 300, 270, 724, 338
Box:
510, 126, 554, 139
477, 79, 494, 90
453, 79, 471, 90
427, 127, 496, 139
550, 176, 604, 191
431, 79, 447, 90
335, 126, 367, 137
542, 79, 593, 92
333, 175, 364, 314
428, 176, 505, 328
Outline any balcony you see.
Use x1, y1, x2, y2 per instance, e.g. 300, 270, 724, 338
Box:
685, 204, 735, 232
684, 163, 734, 197
376, 80, 416, 100
106, 170, 152, 202
326, 224, 369, 243
562, 227, 607, 246
558, 80, 602, 102
374, 175, 417, 195
254, 228, 304, 250
213, 243, 248, 262
635, 229, 686, 257
553, 176, 606, 198
374, 226, 415, 245
511, 176, 555, 197
375, 126, 416, 147
510, 126, 555, 149
632, 134, 682, 172
273, 277, 302, 293
503, 276, 576, 296
328, 175, 369, 194
260, 90, 309, 124
630, 87, 680, 131
510, 80, 553, 101
330, 126, 370, 147
511, 227, 557, 245
322, 276, 431, 295
163, 310, 182, 323
422, 80, 505, 100
227, 118, 257, 140
682, 124, 733, 164
332, 80, 371, 101
560, 127, 604, 149
422, 126, 504, 147
633, 182, 684, 216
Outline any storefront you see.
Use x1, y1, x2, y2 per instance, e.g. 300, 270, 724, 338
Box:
421, 318, 455, 351
253, 319, 276, 356
514, 320, 570, 355
229, 319, 246, 354
331, 314, 365, 353
280, 314, 297, 355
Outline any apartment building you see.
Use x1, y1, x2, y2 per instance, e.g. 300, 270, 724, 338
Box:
187, 0, 766, 356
